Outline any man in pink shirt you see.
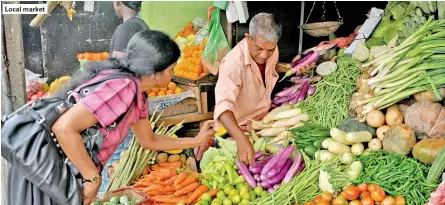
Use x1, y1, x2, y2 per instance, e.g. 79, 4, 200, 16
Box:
214, 13, 314, 165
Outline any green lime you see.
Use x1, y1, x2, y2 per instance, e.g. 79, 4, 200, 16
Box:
240, 192, 250, 200
229, 189, 239, 196
217, 191, 227, 199
109, 196, 120, 204
313, 139, 324, 149
253, 186, 263, 196
260, 190, 268, 198
200, 200, 210, 205
201, 193, 212, 201
222, 198, 233, 205
304, 145, 318, 157
211, 200, 222, 205
229, 194, 241, 204
238, 184, 249, 192
213, 198, 222, 203
249, 191, 256, 201
223, 185, 233, 195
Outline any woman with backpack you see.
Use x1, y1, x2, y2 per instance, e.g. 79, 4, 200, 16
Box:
4, 30, 215, 205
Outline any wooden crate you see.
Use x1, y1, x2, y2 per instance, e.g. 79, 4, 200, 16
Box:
172, 73, 218, 86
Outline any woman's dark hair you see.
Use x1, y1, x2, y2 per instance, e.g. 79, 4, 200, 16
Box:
122, 1, 142, 11
58, 30, 180, 97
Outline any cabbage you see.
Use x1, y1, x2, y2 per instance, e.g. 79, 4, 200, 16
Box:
389, 3, 408, 20
200, 147, 223, 170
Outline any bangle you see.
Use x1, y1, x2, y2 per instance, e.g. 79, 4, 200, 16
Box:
83, 175, 101, 183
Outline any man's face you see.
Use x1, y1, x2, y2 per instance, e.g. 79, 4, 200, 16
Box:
113, 1, 123, 19
246, 34, 277, 65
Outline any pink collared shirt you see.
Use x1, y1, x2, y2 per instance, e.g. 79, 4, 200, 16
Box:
73, 70, 148, 166
214, 38, 279, 129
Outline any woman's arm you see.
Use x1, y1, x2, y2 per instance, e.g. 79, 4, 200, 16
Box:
52, 103, 100, 180
131, 118, 215, 151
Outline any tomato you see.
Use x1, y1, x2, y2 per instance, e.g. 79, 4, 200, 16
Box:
313, 196, 328, 203
394, 196, 405, 205
316, 201, 330, 205
332, 195, 348, 205
357, 184, 368, 192
361, 191, 371, 199
370, 189, 386, 202
349, 200, 360, 205
208, 138, 214, 147
368, 184, 380, 192
381, 196, 395, 205
361, 196, 375, 205
344, 185, 360, 200
320, 192, 333, 202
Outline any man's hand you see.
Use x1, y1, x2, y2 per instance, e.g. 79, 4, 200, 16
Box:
236, 136, 255, 165
291, 55, 317, 74
82, 179, 101, 205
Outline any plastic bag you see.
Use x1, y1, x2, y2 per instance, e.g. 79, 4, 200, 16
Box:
201, 8, 231, 74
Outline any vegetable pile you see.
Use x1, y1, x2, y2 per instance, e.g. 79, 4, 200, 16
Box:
298, 51, 362, 128
289, 123, 330, 157
355, 150, 439, 205
272, 75, 319, 107
91, 195, 139, 205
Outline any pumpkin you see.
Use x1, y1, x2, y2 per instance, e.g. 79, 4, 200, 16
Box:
338, 117, 376, 136
412, 138, 445, 164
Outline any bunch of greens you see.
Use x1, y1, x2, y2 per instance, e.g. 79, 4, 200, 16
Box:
355, 150, 439, 205
290, 123, 330, 157
297, 51, 362, 129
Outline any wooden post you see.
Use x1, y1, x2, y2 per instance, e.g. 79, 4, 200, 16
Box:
3, 4, 27, 110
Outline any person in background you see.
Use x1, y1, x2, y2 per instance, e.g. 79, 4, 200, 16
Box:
99, 1, 150, 194
110, 1, 149, 59
213, 13, 315, 165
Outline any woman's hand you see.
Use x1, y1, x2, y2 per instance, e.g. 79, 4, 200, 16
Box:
194, 120, 216, 146
82, 179, 102, 205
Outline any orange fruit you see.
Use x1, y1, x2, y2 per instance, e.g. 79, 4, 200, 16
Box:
148, 92, 157, 98
102, 52, 109, 60
200, 73, 207, 78
166, 90, 174, 95
157, 91, 166, 96
203, 66, 209, 73
186, 22, 194, 28
151, 88, 160, 94
168, 82, 177, 90
78, 53, 85, 60
175, 87, 183, 94
191, 73, 199, 80
160, 88, 167, 92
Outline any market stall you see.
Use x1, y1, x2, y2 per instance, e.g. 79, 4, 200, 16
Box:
88, 1, 445, 205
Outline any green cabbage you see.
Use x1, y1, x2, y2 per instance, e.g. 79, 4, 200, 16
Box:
199, 147, 223, 170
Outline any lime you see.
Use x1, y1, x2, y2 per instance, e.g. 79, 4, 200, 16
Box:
253, 186, 264, 196
222, 198, 233, 205
239, 189, 249, 196
240, 192, 250, 200
217, 191, 227, 199
249, 191, 257, 201
211, 201, 222, 205
239, 200, 249, 205
313, 139, 324, 149
201, 193, 212, 201
260, 190, 268, 197
229, 194, 241, 204
223, 185, 233, 195
304, 145, 317, 157
200, 200, 210, 205
229, 189, 239, 196
213, 198, 222, 203
109, 196, 120, 204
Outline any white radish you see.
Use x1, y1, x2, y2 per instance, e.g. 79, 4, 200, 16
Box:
330, 128, 354, 145
270, 108, 303, 121
251, 120, 273, 130
328, 141, 351, 155
262, 104, 293, 124
289, 122, 304, 129
271, 113, 309, 128
258, 127, 287, 137
341, 152, 354, 164
269, 130, 292, 144
345, 131, 373, 143
322, 138, 336, 149
351, 143, 365, 156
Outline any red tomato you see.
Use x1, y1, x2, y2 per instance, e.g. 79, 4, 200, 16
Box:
332, 195, 348, 205
320, 191, 333, 202
344, 185, 360, 200
361, 196, 375, 205
207, 138, 214, 147
394, 196, 405, 205
368, 184, 380, 192
37, 91, 45, 96
361, 191, 371, 199
31, 94, 40, 101
371, 190, 386, 202
358, 184, 368, 192
381, 196, 395, 205
316, 201, 330, 205
313, 196, 327, 203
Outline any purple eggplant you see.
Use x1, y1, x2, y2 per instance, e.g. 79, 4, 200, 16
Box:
308, 86, 316, 96
290, 51, 315, 68
282, 152, 302, 183
266, 159, 292, 185
297, 161, 306, 173
260, 180, 272, 189
290, 75, 302, 81
254, 152, 264, 160
265, 145, 295, 177
273, 184, 280, 189
276, 84, 300, 97
253, 174, 260, 181
292, 51, 319, 73
268, 187, 275, 193
296, 81, 310, 102
260, 174, 267, 181
236, 161, 257, 188
248, 165, 263, 174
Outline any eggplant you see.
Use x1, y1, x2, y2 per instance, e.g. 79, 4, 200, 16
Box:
260, 180, 272, 189
290, 51, 314, 68
273, 184, 280, 189
248, 165, 263, 174
276, 84, 300, 97
236, 161, 257, 188
281, 51, 319, 81
297, 161, 305, 173
296, 81, 310, 102
266, 159, 292, 185
253, 174, 260, 181
265, 145, 295, 177
254, 152, 264, 160
260, 174, 267, 181
282, 152, 302, 183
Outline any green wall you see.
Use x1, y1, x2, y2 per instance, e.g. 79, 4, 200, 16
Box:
140, 1, 213, 37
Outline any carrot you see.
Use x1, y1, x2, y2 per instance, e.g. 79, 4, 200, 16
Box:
174, 172, 187, 186
187, 185, 209, 204
206, 189, 218, 197
189, 170, 200, 177
151, 164, 161, 169
155, 169, 176, 181
143, 184, 165, 192
159, 161, 181, 167
173, 182, 200, 196
133, 181, 153, 187
150, 195, 188, 203
174, 175, 197, 190
165, 175, 177, 185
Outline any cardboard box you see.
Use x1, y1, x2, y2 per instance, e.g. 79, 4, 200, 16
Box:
147, 90, 196, 115
100, 187, 149, 205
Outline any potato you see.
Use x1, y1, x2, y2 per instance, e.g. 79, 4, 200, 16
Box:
385, 109, 404, 126
366, 110, 385, 128
156, 153, 168, 163
168, 154, 181, 162
387, 104, 400, 113
376, 125, 390, 141
414, 88, 445, 102
180, 154, 186, 166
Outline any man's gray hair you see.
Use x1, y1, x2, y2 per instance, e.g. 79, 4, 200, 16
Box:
249, 13, 282, 42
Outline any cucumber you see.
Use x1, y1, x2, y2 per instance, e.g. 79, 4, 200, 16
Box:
304, 145, 318, 157
313, 139, 324, 149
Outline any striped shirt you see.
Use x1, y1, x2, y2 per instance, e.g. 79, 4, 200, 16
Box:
73, 70, 148, 166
